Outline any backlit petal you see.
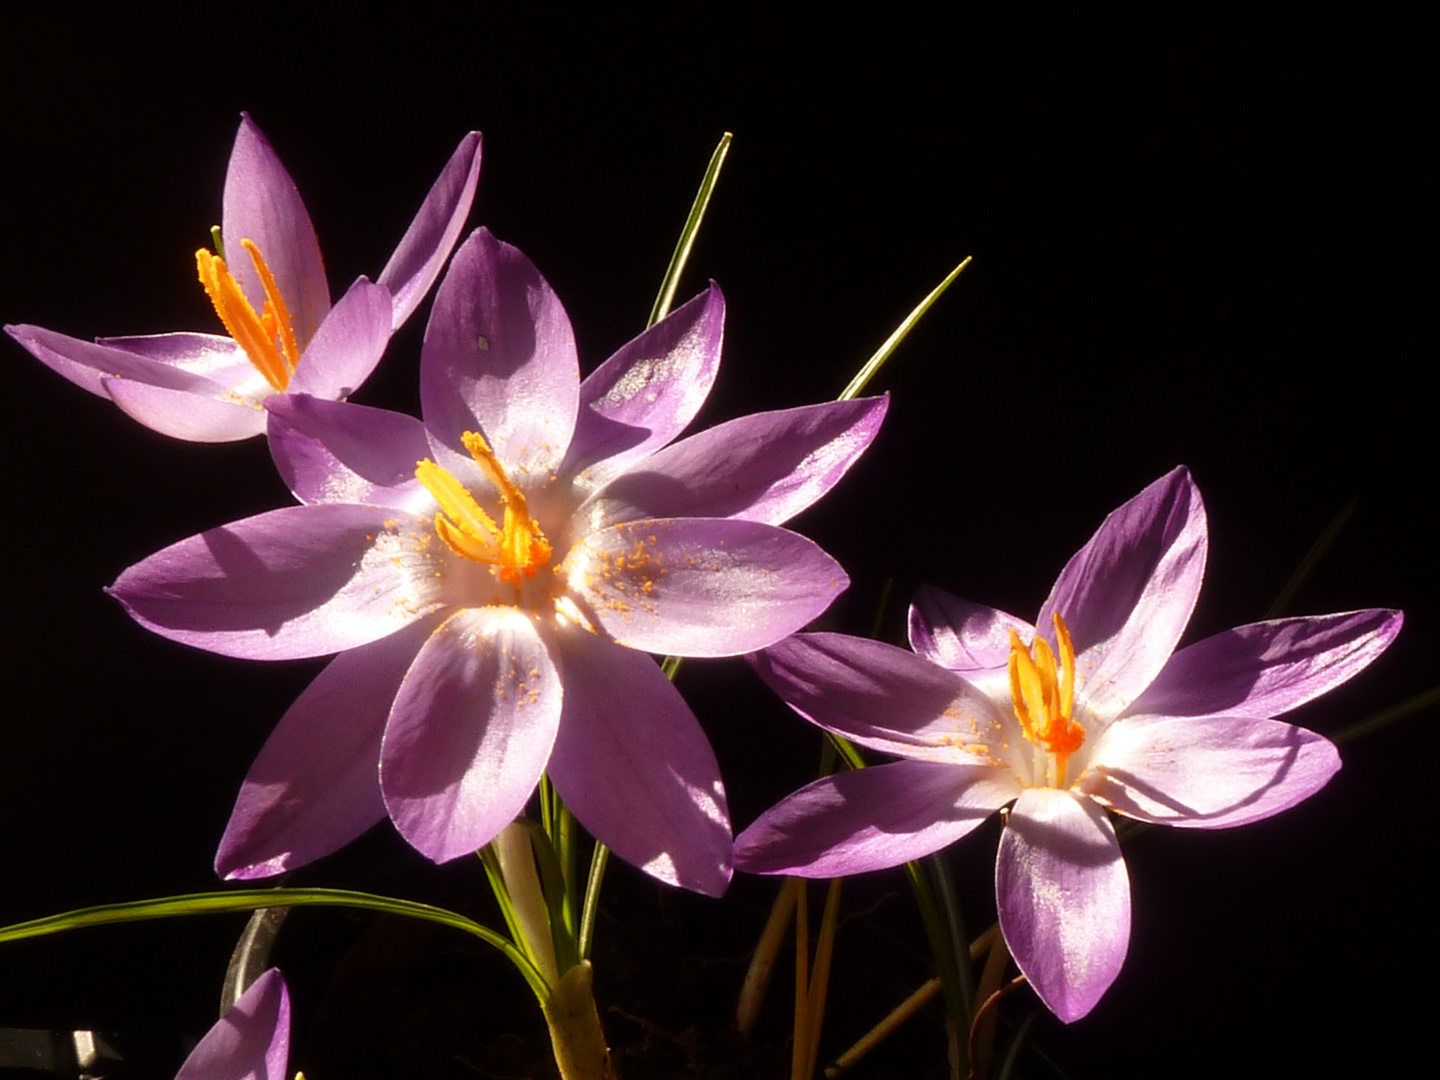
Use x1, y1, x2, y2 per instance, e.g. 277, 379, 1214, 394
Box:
749, 633, 1013, 765
1038, 466, 1207, 719
1081, 715, 1341, 828
103, 378, 267, 442
547, 631, 731, 896
286, 277, 394, 400
381, 608, 561, 863
569, 518, 847, 656
908, 585, 1034, 698
997, 788, 1129, 1023
735, 760, 1018, 877
175, 968, 289, 1080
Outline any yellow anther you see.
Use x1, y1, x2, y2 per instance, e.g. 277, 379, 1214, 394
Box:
195, 239, 302, 392
415, 435, 552, 584
1007, 612, 1085, 782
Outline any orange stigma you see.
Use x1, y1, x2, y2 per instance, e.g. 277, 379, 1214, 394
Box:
415, 431, 553, 586
1008, 612, 1085, 786
196, 239, 302, 391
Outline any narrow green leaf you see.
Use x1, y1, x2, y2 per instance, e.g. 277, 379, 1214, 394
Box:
648, 132, 732, 328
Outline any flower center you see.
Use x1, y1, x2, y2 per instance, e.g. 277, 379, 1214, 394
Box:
196, 239, 303, 392
1007, 612, 1085, 787
415, 431, 553, 587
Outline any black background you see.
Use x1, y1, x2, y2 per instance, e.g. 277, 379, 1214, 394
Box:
2, 6, 1433, 1078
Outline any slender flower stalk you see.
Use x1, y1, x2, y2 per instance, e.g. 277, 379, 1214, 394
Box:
736, 467, 1402, 1021
110, 227, 888, 896
7, 114, 482, 441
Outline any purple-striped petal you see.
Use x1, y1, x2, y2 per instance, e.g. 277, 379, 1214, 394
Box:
266, 395, 433, 510
735, 760, 1018, 877
908, 585, 1034, 698
175, 968, 289, 1080
569, 518, 848, 656
749, 633, 1013, 765
547, 631, 731, 896
109, 505, 446, 660
1126, 609, 1403, 721
1038, 466, 1208, 719
379, 131, 484, 329
286, 277, 394, 400
1081, 715, 1341, 828
222, 114, 330, 348
216, 618, 439, 880
565, 285, 725, 486
381, 608, 561, 863
997, 788, 1129, 1023
103, 379, 268, 442
421, 228, 579, 479
589, 395, 889, 527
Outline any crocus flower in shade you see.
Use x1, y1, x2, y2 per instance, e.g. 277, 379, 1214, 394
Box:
736, 467, 1401, 1021
6, 114, 482, 441
175, 969, 289, 1080
111, 227, 887, 896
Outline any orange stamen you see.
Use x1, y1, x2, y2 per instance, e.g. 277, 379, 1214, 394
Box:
195, 239, 301, 392
1007, 612, 1085, 784
415, 432, 552, 585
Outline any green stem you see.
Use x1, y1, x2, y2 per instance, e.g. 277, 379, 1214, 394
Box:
578, 841, 610, 962
647, 132, 733, 328
904, 861, 971, 1077
0, 887, 548, 1000
1333, 684, 1440, 745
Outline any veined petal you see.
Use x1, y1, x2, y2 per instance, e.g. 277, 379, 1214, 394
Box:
222, 114, 330, 346
735, 760, 1018, 877
103, 378, 268, 442
381, 607, 561, 863
588, 395, 889, 528
378, 131, 484, 329
216, 617, 440, 880
1038, 466, 1207, 719
175, 968, 289, 1080
266, 395, 434, 511
109, 505, 447, 660
99, 332, 257, 383
6, 324, 229, 397
568, 518, 848, 656
749, 633, 1014, 765
564, 284, 725, 487
1126, 609, 1403, 721
286, 277, 394, 400
421, 228, 579, 479
997, 788, 1129, 1023
1081, 715, 1341, 828
909, 585, 1034, 698
547, 631, 731, 896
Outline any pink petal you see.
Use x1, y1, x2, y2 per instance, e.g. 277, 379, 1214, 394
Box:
99, 332, 255, 382
589, 395, 889, 527
286, 276, 395, 400
103, 378, 267, 442
565, 284, 725, 487
216, 619, 439, 880
1038, 466, 1208, 719
735, 760, 1018, 877
547, 631, 731, 896
222, 114, 330, 347
266, 395, 433, 510
381, 608, 561, 863
1081, 714, 1341, 828
421, 228, 579, 479
997, 788, 1130, 1023
6, 323, 227, 397
569, 518, 848, 656
908, 585, 1034, 698
175, 968, 289, 1080
379, 130, 484, 329
749, 633, 1013, 765
109, 504, 447, 660
1126, 609, 1403, 721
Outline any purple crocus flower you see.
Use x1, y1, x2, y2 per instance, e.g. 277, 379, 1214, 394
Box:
736, 467, 1401, 1020
6, 114, 482, 441
111, 227, 887, 896
174, 969, 290, 1080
